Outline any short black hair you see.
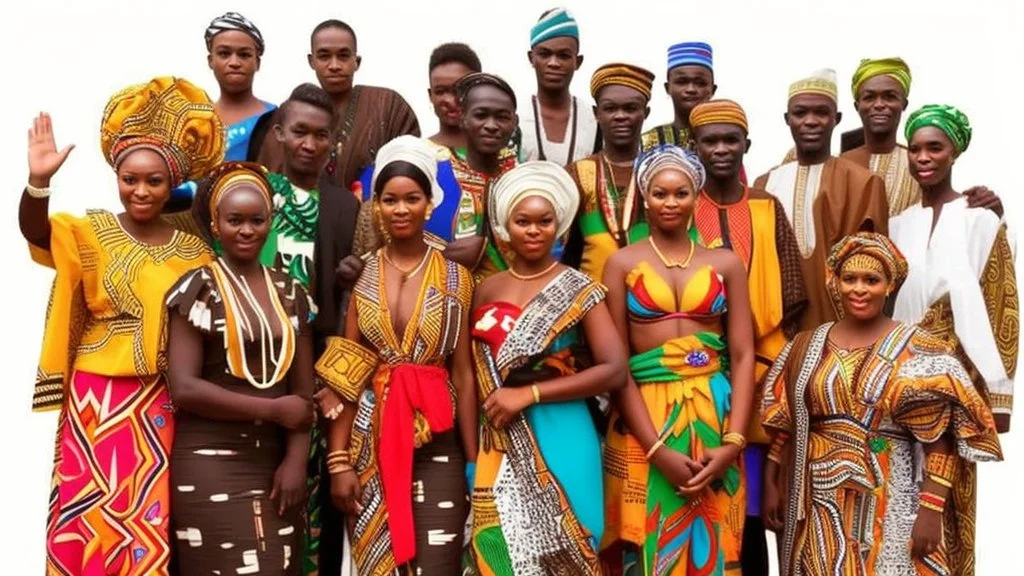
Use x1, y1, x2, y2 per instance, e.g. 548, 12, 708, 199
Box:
311, 19, 357, 50
374, 161, 433, 200
429, 43, 482, 74
280, 83, 336, 124
456, 72, 517, 110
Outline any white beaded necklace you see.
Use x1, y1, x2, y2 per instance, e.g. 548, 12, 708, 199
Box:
216, 258, 293, 389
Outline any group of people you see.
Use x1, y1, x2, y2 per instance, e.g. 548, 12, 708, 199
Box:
21, 7, 1017, 576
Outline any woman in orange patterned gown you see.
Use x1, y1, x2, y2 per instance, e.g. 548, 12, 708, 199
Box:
761, 233, 1002, 576
19, 77, 224, 575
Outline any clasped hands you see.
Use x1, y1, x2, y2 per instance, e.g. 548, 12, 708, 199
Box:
651, 441, 742, 497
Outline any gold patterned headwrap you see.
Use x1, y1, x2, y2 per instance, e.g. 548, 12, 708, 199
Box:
788, 68, 838, 104
590, 63, 656, 101
100, 77, 226, 188
689, 99, 748, 133
851, 57, 911, 99
827, 232, 908, 287
195, 162, 273, 239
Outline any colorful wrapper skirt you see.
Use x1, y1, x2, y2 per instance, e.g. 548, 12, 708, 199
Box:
46, 371, 174, 576
602, 333, 745, 576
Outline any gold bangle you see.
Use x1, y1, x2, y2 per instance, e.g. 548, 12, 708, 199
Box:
645, 438, 665, 460
531, 384, 541, 405
722, 432, 747, 449
919, 500, 944, 513
326, 450, 351, 465
927, 473, 953, 489
328, 463, 354, 475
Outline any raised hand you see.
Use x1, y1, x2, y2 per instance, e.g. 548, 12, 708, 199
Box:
27, 113, 74, 187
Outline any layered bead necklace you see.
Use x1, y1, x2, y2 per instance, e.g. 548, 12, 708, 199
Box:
211, 258, 295, 389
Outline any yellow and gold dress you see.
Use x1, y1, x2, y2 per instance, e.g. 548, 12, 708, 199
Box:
762, 322, 1001, 576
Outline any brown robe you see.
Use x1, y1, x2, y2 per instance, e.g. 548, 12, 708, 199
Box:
754, 156, 889, 331
841, 144, 921, 216
255, 85, 420, 192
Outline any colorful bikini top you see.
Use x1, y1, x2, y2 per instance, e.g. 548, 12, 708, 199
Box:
626, 261, 727, 322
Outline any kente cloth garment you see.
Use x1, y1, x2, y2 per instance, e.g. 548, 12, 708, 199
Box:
602, 263, 743, 576
753, 157, 889, 330
840, 144, 921, 216
562, 154, 647, 281
28, 210, 212, 574
467, 267, 607, 575
762, 323, 1002, 576
167, 102, 278, 213
890, 198, 1019, 576
450, 149, 519, 280
165, 265, 314, 576
690, 186, 807, 488
315, 247, 473, 575
850, 57, 912, 99
519, 94, 601, 165
101, 77, 225, 189
640, 124, 748, 185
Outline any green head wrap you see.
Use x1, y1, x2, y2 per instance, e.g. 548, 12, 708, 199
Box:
904, 104, 972, 153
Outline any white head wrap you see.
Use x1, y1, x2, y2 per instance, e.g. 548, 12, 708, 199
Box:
488, 161, 579, 243
371, 135, 444, 207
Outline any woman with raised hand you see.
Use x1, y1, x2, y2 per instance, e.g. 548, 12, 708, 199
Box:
20, 77, 224, 575
601, 145, 755, 575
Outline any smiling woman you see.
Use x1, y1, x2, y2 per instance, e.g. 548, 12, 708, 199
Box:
18, 76, 223, 576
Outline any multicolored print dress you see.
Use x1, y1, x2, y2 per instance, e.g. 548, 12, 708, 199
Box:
29, 210, 212, 575
314, 247, 473, 575
468, 267, 607, 575
602, 262, 745, 576
761, 323, 1002, 576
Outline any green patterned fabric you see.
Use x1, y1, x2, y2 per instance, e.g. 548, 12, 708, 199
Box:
262, 173, 319, 288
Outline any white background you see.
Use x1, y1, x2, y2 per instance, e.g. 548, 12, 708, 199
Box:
1, 0, 1020, 572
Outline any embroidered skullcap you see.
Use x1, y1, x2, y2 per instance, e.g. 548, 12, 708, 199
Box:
667, 42, 713, 72
205, 12, 265, 56
530, 8, 579, 47
191, 162, 272, 242
455, 72, 517, 109
372, 135, 444, 207
100, 77, 226, 189
635, 144, 706, 195
488, 161, 579, 243
788, 68, 838, 104
689, 99, 748, 133
827, 232, 908, 287
590, 63, 656, 101
905, 104, 972, 154
851, 57, 911, 99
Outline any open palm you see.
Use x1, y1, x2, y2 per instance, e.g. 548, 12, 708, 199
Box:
28, 112, 74, 185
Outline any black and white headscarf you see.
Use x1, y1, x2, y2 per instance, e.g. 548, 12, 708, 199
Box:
205, 12, 265, 55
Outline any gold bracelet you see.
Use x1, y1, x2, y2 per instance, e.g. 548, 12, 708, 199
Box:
328, 463, 354, 475
919, 500, 944, 513
722, 432, 747, 449
645, 438, 665, 460
927, 473, 953, 489
531, 384, 541, 405
326, 450, 351, 465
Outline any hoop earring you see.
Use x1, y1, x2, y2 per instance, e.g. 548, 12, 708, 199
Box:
373, 203, 391, 245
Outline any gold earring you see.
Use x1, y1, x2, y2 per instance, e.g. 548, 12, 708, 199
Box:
373, 203, 391, 245
425, 205, 434, 220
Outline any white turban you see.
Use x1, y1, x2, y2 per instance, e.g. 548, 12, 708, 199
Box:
488, 161, 579, 243
371, 135, 444, 207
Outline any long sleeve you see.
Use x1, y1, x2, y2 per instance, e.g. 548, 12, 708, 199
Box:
980, 226, 1019, 416
772, 200, 808, 339
761, 340, 795, 456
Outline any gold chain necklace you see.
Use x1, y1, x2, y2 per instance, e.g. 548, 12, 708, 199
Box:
508, 259, 560, 281
383, 246, 431, 283
648, 236, 696, 269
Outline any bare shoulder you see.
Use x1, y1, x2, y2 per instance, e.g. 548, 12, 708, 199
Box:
704, 245, 745, 275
